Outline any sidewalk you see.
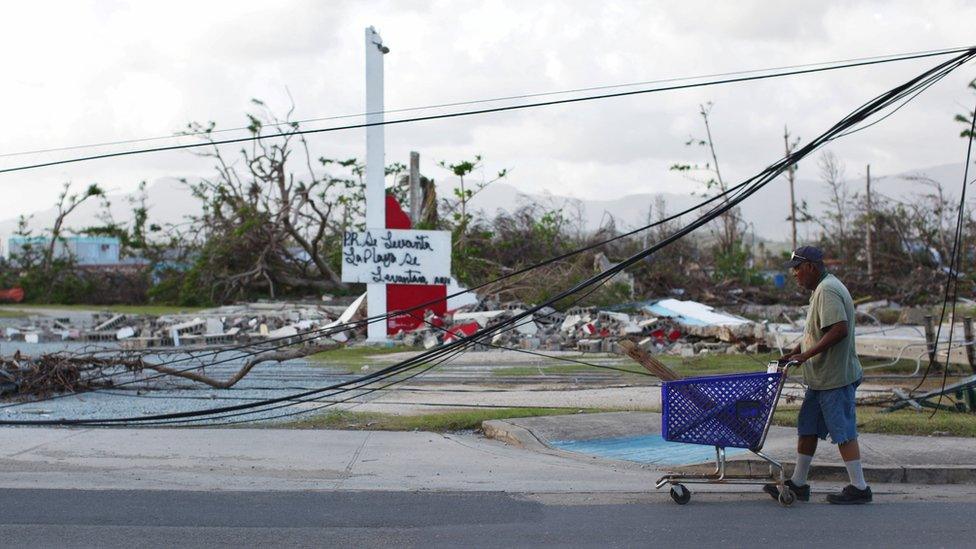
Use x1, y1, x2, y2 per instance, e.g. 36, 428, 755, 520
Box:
0, 426, 654, 493
483, 412, 976, 484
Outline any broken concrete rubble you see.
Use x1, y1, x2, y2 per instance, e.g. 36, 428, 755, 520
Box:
0, 301, 355, 350
1, 293, 769, 359
384, 297, 766, 357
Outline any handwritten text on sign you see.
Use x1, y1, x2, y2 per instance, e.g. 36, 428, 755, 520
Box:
341, 229, 452, 285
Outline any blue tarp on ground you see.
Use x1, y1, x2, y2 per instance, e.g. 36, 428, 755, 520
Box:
550, 434, 746, 465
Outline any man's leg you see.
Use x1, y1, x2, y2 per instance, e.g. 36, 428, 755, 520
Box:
765, 391, 821, 500
824, 383, 872, 504
838, 439, 867, 490
792, 435, 818, 487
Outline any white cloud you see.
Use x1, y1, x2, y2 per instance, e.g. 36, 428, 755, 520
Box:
1, 0, 975, 222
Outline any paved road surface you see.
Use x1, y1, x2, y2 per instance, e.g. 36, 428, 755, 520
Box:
1, 489, 972, 548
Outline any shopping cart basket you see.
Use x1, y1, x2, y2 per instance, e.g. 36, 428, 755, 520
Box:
655, 361, 796, 506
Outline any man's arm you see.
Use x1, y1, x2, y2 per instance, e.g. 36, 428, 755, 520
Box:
793, 321, 848, 364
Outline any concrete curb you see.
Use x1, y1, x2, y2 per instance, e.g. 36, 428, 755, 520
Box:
482, 420, 551, 453
482, 419, 976, 485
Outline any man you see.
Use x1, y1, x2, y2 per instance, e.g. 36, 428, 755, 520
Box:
764, 246, 872, 505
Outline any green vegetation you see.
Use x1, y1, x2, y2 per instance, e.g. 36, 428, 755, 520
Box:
773, 408, 976, 438
277, 407, 585, 432
0, 309, 28, 318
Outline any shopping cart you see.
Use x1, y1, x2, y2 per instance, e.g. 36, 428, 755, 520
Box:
655, 361, 796, 506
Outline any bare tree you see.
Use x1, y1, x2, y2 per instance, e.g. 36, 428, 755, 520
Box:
817, 151, 850, 247
670, 102, 743, 256
179, 99, 401, 302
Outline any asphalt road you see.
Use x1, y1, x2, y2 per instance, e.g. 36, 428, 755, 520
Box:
1, 489, 972, 548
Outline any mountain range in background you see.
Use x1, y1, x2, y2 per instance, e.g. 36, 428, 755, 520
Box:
1, 162, 972, 256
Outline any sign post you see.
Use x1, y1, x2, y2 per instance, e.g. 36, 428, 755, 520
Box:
355, 28, 452, 340
365, 26, 388, 342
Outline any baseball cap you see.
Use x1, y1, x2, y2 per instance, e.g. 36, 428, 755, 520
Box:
785, 245, 825, 269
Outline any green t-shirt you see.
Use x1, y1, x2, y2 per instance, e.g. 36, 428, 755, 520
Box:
800, 273, 862, 390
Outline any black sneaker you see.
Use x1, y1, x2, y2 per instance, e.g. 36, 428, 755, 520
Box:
826, 484, 873, 505
763, 479, 810, 502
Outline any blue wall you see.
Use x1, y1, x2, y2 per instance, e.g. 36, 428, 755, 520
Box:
7, 236, 121, 266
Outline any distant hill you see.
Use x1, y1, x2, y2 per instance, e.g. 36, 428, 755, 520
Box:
467, 162, 974, 242
2, 162, 972, 256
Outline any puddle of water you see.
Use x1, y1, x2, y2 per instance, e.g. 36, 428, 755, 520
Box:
550, 434, 747, 465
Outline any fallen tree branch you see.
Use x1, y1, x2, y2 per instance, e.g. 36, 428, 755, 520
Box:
136, 340, 343, 389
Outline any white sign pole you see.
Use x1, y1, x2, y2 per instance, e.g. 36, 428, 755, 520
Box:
365, 26, 388, 343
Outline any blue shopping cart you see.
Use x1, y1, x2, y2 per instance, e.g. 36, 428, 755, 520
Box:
655, 361, 796, 506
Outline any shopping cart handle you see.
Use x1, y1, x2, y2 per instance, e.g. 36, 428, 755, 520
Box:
767, 359, 800, 373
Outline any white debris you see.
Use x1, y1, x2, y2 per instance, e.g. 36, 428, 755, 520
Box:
645, 299, 751, 327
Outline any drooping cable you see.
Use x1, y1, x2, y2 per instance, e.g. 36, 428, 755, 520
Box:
2, 46, 968, 160
1, 47, 972, 176
2, 47, 973, 426
909, 96, 976, 413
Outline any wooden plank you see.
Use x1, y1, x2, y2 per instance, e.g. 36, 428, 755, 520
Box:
617, 339, 682, 381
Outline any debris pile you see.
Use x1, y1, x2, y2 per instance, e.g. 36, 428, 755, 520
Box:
2, 295, 770, 359
0, 352, 123, 398
390, 297, 769, 356
0, 301, 362, 349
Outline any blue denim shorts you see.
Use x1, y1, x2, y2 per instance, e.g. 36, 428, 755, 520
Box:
797, 380, 860, 444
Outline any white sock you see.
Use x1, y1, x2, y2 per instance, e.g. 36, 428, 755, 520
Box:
845, 459, 868, 490
791, 453, 813, 486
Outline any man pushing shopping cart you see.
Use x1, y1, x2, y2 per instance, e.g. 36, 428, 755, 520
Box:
656, 246, 871, 505
767, 246, 871, 505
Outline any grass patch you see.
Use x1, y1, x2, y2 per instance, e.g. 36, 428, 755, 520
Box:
493, 362, 645, 377
0, 304, 206, 315
309, 345, 419, 364
494, 353, 777, 378
0, 309, 28, 318
307, 345, 422, 374
773, 407, 976, 438
279, 407, 584, 432
491, 352, 927, 378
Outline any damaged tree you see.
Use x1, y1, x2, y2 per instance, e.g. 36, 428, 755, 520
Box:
0, 339, 344, 399
172, 100, 410, 304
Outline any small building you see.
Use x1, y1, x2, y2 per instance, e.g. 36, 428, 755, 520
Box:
6, 236, 121, 266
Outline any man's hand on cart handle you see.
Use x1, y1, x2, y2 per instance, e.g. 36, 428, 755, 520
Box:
777, 353, 804, 365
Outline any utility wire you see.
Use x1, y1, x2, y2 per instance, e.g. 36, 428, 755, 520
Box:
909, 96, 976, 413
1, 45, 969, 160
1, 47, 972, 176
3, 47, 973, 426
0, 160, 750, 410
4, 45, 971, 410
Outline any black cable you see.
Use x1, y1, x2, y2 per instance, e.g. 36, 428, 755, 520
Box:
10, 41, 958, 405
3, 47, 973, 426
0, 160, 750, 410
1, 46, 969, 160
910, 96, 976, 412
1, 47, 972, 176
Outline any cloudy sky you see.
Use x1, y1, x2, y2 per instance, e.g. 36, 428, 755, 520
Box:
1, 0, 975, 223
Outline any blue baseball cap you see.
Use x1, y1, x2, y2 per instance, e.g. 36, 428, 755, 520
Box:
785, 245, 825, 268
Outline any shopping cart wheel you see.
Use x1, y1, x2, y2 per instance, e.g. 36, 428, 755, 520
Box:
670, 484, 691, 505
778, 489, 795, 507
